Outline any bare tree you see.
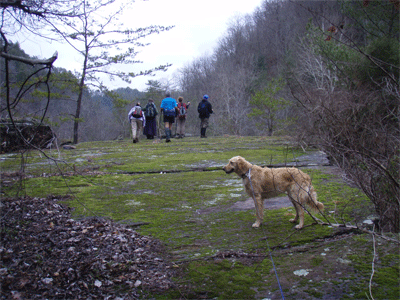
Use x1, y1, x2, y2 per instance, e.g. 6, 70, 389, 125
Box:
289, 0, 399, 232
0, 0, 83, 151
45, 0, 173, 144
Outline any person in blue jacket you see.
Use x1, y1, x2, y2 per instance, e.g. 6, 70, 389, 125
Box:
160, 91, 178, 142
197, 94, 213, 138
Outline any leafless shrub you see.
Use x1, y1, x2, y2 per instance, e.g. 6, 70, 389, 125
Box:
292, 85, 399, 232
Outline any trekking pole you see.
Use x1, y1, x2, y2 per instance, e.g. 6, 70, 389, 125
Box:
174, 114, 177, 138
158, 110, 163, 139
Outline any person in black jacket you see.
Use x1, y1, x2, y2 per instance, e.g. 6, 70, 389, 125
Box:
143, 99, 158, 139
197, 94, 213, 138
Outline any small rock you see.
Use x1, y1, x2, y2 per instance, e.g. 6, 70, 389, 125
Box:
293, 269, 310, 276
337, 258, 351, 264
363, 219, 374, 225
0, 268, 8, 276
63, 145, 76, 150
42, 278, 53, 284
134, 280, 142, 288
94, 279, 102, 287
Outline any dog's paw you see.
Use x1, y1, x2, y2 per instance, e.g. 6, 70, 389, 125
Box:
295, 224, 303, 229
252, 221, 261, 228
289, 218, 296, 223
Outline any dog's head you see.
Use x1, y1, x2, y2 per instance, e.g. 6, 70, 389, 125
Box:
223, 156, 250, 176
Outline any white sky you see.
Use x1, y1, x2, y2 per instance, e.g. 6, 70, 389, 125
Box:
19, 0, 263, 92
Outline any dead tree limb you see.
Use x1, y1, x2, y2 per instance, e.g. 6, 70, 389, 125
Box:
0, 51, 58, 66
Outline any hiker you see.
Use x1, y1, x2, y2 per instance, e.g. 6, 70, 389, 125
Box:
128, 102, 145, 143
197, 94, 213, 138
176, 96, 190, 138
143, 99, 158, 139
160, 91, 178, 143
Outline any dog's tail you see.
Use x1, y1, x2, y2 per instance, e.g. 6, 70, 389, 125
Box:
305, 185, 324, 212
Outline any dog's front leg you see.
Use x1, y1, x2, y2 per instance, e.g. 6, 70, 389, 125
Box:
252, 194, 264, 228
289, 203, 299, 224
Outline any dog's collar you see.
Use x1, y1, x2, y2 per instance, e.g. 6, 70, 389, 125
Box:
241, 167, 252, 179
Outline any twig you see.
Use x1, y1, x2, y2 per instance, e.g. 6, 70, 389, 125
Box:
369, 225, 376, 300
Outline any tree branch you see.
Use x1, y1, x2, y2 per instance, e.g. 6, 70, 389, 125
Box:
0, 51, 58, 66
0, 0, 44, 17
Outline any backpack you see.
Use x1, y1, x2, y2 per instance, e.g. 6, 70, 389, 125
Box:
145, 103, 156, 119
131, 106, 143, 118
164, 108, 176, 117
179, 104, 187, 119
198, 101, 208, 115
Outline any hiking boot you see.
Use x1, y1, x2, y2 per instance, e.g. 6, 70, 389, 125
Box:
165, 129, 171, 142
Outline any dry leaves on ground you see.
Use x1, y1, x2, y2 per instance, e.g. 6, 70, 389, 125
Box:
0, 196, 175, 299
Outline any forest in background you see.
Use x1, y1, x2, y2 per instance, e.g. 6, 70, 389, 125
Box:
1, 0, 398, 140
0, 42, 146, 142
1, 0, 399, 232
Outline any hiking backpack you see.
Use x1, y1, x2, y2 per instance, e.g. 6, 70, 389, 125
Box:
179, 104, 187, 119
198, 101, 208, 115
164, 108, 176, 117
145, 104, 156, 118
131, 106, 143, 118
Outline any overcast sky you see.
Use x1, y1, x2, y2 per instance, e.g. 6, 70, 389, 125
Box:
19, 0, 263, 92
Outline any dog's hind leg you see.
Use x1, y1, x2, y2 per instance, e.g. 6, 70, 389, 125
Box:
306, 185, 324, 212
252, 195, 264, 228
288, 196, 304, 229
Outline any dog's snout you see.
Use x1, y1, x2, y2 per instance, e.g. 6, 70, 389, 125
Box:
223, 162, 234, 174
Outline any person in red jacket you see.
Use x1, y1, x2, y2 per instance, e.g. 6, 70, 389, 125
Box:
176, 96, 190, 138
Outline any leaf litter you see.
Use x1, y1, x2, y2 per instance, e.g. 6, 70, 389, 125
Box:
0, 196, 175, 299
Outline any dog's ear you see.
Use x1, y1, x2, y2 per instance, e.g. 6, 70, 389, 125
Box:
234, 156, 246, 174
229, 156, 238, 164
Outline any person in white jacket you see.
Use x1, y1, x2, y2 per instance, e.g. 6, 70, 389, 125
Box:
128, 102, 146, 143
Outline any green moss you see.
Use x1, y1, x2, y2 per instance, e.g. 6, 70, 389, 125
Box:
177, 259, 269, 299
2, 136, 398, 299
345, 236, 400, 299
1, 136, 305, 176
311, 256, 324, 266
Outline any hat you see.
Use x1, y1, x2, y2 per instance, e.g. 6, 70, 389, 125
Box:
203, 94, 209, 100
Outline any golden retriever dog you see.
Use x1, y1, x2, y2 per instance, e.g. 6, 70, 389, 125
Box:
223, 156, 324, 229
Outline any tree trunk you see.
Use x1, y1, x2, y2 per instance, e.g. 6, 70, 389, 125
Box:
73, 49, 88, 144
73, 76, 85, 144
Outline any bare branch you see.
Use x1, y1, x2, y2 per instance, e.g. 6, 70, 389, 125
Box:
0, 51, 58, 66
